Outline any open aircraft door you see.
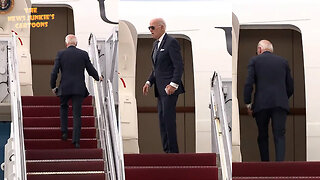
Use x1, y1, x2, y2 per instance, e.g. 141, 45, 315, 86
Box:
118, 20, 139, 153
232, 13, 242, 162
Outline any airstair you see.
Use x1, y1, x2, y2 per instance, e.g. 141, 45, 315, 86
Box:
1, 31, 124, 180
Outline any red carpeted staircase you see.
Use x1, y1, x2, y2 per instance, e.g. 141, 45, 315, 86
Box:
22, 96, 105, 180
124, 153, 219, 180
233, 162, 320, 180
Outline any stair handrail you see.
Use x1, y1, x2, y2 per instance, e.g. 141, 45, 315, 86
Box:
6, 33, 27, 180
107, 27, 119, 85
106, 79, 125, 179
104, 29, 125, 179
88, 33, 125, 180
210, 71, 232, 180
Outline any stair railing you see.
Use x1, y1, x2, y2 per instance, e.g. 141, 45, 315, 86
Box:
88, 33, 125, 180
210, 71, 232, 180
2, 33, 27, 180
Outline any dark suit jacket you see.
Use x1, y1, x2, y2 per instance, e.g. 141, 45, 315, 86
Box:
50, 46, 99, 97
244, 51, 294, 113
148, 33, 185, 97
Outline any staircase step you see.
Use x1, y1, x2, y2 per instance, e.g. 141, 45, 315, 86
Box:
22, 96, 104, 179
23, 116, 95, 127
22, 106, 94, 117
22, 96, 93, 106
232, 176, 320, 180
125, 153, 216, 166
125, 166, 218, 180
27, 172, 105, 180
25, 139, 98, 149
24, 127, 96, 139
26, 149, 103, 160
27, 160, 104, 172
233, 162, 320, 177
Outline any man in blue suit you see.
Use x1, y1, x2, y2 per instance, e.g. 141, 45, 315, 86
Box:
244, 40, 294, 161
142, 18, 185, 153
50, 34, 102, 148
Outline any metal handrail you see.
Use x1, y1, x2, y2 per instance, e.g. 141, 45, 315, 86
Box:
107, 29, 118, 84
7, 33, 27, 180
88, 33, 125, 180
106, 80, 125, 179
210, 71, 232, 180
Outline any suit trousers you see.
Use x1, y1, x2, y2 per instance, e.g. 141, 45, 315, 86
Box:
60, 95, 84, 144
255, 107, 287, 161
157, 95, 179, 153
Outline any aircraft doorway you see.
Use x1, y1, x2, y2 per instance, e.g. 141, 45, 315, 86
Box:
237, 27, 306, 161
31, 6, 74, 95
135, 36, 195, 153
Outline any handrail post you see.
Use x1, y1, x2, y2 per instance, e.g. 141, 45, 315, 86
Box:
210, 71, 232, 180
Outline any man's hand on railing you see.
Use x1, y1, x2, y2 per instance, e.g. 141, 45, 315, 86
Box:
99, 75, 104, 82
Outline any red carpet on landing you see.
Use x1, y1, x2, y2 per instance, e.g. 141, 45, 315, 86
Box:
233, 161, 320, 180
124, 153, 219, 180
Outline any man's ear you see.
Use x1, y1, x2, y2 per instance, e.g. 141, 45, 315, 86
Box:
257, 47, 261, 55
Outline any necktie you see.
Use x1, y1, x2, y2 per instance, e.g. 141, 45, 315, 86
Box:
152, 40, 159, 63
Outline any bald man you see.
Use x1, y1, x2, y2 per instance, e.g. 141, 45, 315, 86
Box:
244, 40, 294, 161
51, 34, 102, 148
142, 18, 185, 153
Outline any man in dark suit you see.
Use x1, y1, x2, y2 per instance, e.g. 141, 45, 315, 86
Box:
50, 34, 102, 148
244, 40, 294, 161
142, 18, 185, 153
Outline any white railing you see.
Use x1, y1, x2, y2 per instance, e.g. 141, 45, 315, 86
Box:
88, 33, 125, 180
210, 71, 232, 180
2, 33, 27, 180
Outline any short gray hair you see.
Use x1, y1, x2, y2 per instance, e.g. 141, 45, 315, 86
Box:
258, 40, 273, 53
158, 18, 166, 29
152, 18, 166, 30
65, 34, 77, 46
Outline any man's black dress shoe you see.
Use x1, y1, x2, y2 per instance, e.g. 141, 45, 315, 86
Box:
61, 133, 68, 141
74, 143, 80, 148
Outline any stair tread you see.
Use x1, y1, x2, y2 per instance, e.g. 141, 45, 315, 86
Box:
23, 116, 94, 118
126, 165, 217, 168
26, 149, 103, 160
24, 127, 96, 130
22, 106, 94, 117
27, 171, 104, 175
22, 96, 93, 106
24, 129, 96, 139
233, 162, 320, 177
27, 159, 103, 162
232, 177, 320, 180
25, 138, 97, 141
23, 105, 93, 107
27, 173, 105, 180
125, 166, 218, 180
25, 139, 98, 149
23, 116, 95, 127
27, 160, 104, 172
125, 153, 216, 166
